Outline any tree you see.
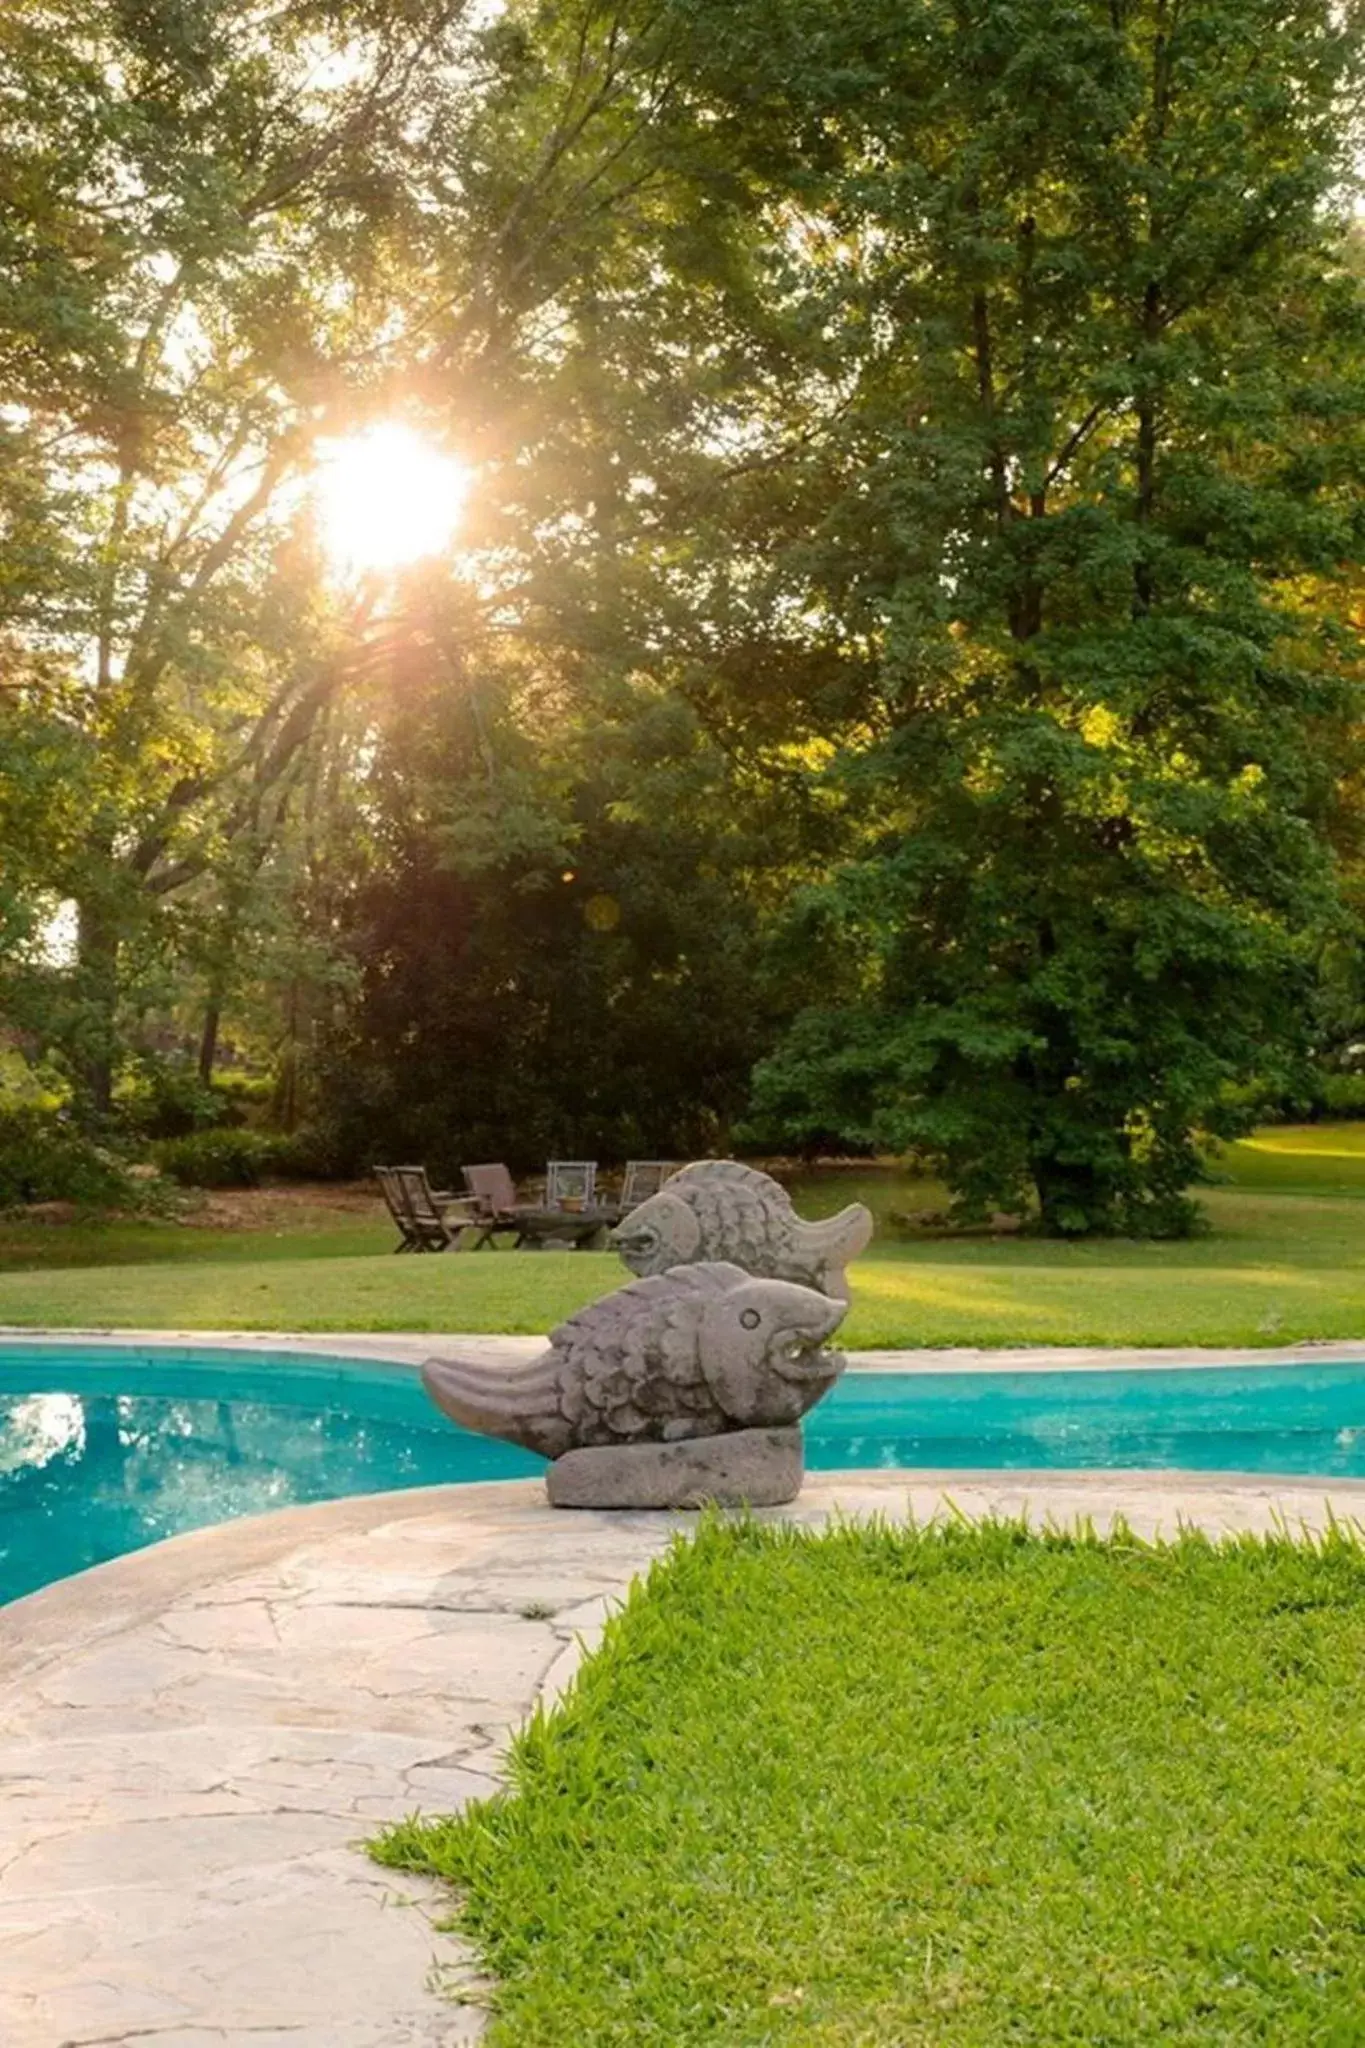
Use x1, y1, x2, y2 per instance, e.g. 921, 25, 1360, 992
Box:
311, 561, 799, 1170
4, 0, 686, 1117
0, 0, 786, 1125
634, 0, 1365, 1233
7, 0, 1362, 1218
292, 0, 839, 1168
0, 2, 473, 1112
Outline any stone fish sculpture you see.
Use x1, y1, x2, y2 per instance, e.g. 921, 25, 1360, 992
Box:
422, 1260, 846, 1461
610, 1158, 873, 1301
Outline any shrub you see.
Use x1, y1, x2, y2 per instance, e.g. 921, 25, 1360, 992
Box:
1221, 1070, 1365, 1125
1319, 1073, 1365, 1119
213, 1072, 274, 1114
153, 1120, 361, 1187
0, 1108, 142, 1209
264, 1123, 354, 1180
152, 1127, 277, 1188
1218, 1077, 1283, 1124
119, 1064, 244, 1140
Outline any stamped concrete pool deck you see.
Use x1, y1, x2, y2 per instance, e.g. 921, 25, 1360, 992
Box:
6, 1333, 1365, 2046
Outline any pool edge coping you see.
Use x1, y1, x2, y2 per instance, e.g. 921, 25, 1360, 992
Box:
9, 1464, 1365, 1669
6, 1325, 1365, 1372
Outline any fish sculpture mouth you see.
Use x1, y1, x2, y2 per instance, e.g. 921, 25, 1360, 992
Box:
610, 1224, 659, 1260
775, 1332, 844, 1381
771, 1298, 847, 1381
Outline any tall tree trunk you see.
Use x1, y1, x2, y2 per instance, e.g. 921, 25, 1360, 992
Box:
1133, 280, 1161, 616
198, 993, 222, 1087
1134, 0, 1172, 618
971, 286, 1013, 533
273, 979, 302, 1131
74, 898, 120, 1123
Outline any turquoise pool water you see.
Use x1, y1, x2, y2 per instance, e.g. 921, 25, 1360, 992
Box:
5, 1348, 1365, 1605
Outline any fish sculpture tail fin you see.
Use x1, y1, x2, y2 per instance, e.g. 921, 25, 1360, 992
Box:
799, 1202, 874, 1297
421, 1352, 569, 1459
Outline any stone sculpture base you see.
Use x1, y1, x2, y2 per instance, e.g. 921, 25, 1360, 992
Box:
545, 1426, 803, 1510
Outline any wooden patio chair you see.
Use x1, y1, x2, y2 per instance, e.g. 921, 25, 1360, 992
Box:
545, 1160, 597, 1209
461, 1163, 525, 1249
375, 1165, 473, 1253
619, 1159, 676, 1210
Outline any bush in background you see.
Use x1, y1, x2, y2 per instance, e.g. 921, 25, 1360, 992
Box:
152, 1128, 278, 1187
0, 1108, 145, 1209
151, 1121, 355, 1187
1223, 1070, 1365, 1125
117, 1060, 260, 1140
213, 1072, 274, 1116
265, 1123, 353, 1180
1319, 1073, 1365, 1119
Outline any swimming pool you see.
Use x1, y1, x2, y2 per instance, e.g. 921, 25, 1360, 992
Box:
5, 1346, 1365, 1605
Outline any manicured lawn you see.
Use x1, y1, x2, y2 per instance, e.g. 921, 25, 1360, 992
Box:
0, 1185, 390, 1271
1, 1186, 1364, 1346
376, 1516, 1365, 2047
3, 1127, 1365, 1345
0, 1215, 388, 1271
1211, 1122, 1365, 1198
0, 1242, 613, 1334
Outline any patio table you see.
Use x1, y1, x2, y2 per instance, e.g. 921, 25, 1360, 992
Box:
507, 1204, 623, 1249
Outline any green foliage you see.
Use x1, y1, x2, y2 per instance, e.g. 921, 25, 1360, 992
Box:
315, 635, 795, 1173
0, 0, 804, 1149
118, 1062, 243, 1140
0, 1108, 142, 1209
376, 1514, 1365, 2045
213, 1074, 274, 1112
3, 0, 1365, 1227
152, 1127, 278, 1188
635, 0, 1365, 1236
0, 0, 555, 1116
151, 1118, 351, 1184
263, 1122, 353, 1181
1320, 1073, 1365, 1119
1223, 1070, 1365, 1123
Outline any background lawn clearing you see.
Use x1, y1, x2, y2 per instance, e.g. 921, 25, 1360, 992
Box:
0, 1187, 1363, 1345
3, 1129, 1365, 1344
377, 1516, 1365, 2047
0, 1182, 391, 1271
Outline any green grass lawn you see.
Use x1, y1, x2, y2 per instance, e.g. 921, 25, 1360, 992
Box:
4, 1127, 1365, 1345
0, 1210, 388, 1271
376, 1516, 1365, 2046
1209, 1121, 1365, 1198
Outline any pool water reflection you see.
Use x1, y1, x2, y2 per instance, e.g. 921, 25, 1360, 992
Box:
6, 1348, 1365, 1605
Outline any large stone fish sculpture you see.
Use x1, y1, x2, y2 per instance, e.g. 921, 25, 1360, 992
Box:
421, 1260, 846, 1460
610, 1159, 873, 1300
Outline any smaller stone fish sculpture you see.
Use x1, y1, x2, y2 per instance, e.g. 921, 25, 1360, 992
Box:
421, 1260, 846, 1459
610, 1159, 873, 1300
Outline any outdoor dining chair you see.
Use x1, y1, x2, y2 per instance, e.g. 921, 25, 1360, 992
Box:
375, 1165, 473, 1252
619, 1159, 676, 1210
461, 1163, 526, 1248
544, 1160, 598, 1209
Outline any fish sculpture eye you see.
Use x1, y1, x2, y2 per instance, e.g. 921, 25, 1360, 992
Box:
739, 1307, 762, 1329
